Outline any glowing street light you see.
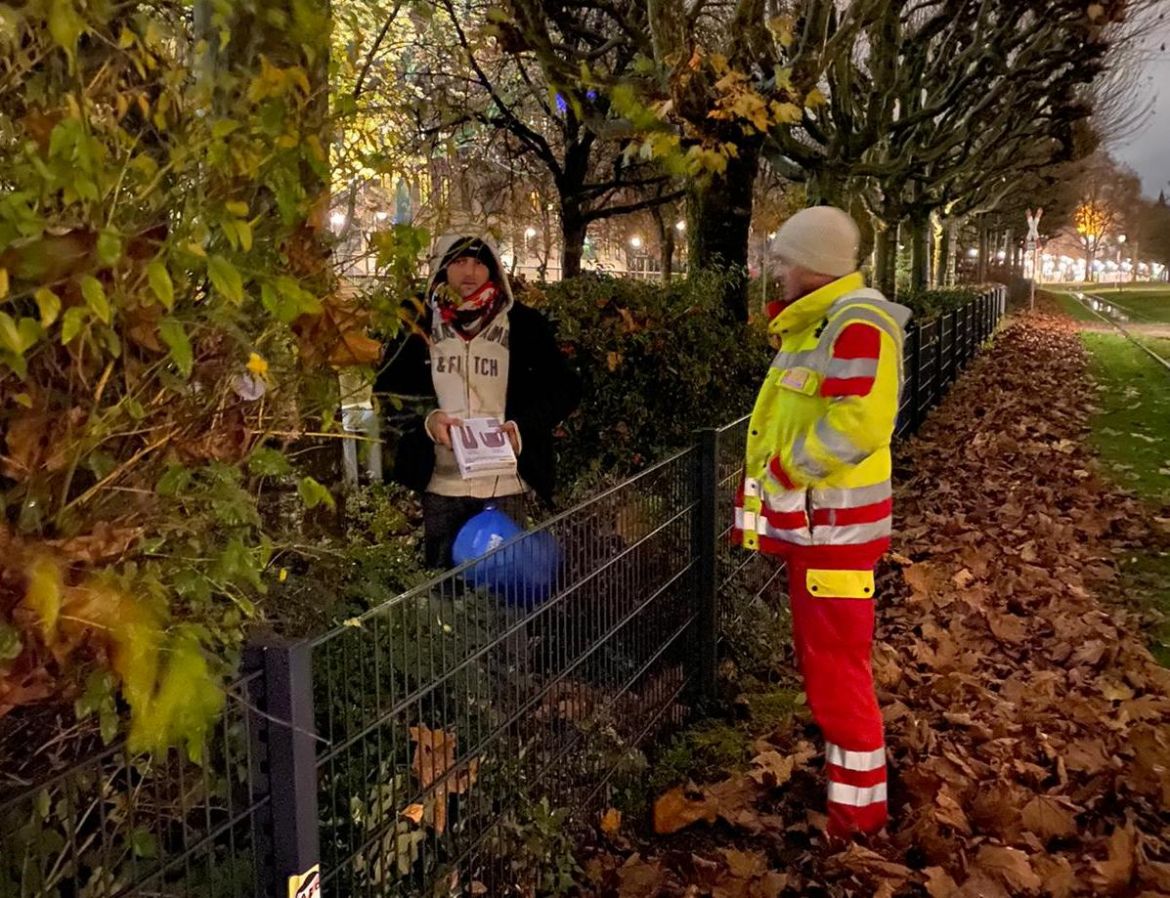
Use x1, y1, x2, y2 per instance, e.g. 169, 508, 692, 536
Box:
967, 248, 978, 258
630, 235, 643, 249
675, 220, 686, 232
330, 211, 347, 229
524, 227, 538, 239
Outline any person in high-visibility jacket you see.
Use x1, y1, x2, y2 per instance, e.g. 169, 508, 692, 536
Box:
735, 206, 911, 839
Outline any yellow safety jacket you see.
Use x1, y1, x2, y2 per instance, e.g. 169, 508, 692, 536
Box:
735, 273, 911, 568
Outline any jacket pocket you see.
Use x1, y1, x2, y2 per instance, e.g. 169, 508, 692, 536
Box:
806, 568, 875, 599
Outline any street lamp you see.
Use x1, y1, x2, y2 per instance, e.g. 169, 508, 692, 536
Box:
629, 235, 643, 249
1117, 234, 1127, 288
524, 226, 538, 239
675, 220, 686, 233
330, 211, 347, 230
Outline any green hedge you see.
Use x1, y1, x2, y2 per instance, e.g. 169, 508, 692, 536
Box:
523, 272, 771, 499
898, 287, 981, 320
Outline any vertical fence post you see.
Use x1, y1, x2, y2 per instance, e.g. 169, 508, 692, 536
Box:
934, 318, 943, 408
695, 428, 719, 704
248, 636, 321, 898
909, 325, 922, 433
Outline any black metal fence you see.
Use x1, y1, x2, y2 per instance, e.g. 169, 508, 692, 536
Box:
0, 668, 269, 898
1, 286, 1005, 898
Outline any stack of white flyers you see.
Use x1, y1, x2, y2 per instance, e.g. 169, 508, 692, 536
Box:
451, 418, 518, 480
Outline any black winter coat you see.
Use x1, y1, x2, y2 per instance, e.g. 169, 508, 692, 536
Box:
375, 301, 581, 504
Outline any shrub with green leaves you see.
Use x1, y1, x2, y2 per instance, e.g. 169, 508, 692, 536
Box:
0, 2, 386, 754
899, 287, 981, 321
527, 272, 771, 499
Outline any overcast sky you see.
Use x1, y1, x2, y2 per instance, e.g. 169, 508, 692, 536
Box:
1114, 10, 1170, 199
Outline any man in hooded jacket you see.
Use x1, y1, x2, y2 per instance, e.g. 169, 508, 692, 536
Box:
377, 235, 581, 568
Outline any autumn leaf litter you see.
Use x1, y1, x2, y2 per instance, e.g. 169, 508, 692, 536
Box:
582, 316, 1170, 897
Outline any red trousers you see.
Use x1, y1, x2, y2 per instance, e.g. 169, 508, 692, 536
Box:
786, 556, 888, 837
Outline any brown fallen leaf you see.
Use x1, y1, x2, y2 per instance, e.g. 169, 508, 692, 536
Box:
923, 866, 960, 898
975, 845, 1043, 893
653, 785, 716, 835
827, 843, 912, 882
748, 750, 796, 788
952, 568, 975, 589
955, 870, 1011, 898
1092, 826, 1137, 893
721, 848, 768, 879
601, 807, 622, 837
1033, 855, 1077, 898
616, 854, 668, 898
1140, 863, 1170, 892
407, 725, 479, 835
1020, 795, 1078, 840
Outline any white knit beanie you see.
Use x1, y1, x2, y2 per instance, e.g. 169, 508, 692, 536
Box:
771, 206, 860, 278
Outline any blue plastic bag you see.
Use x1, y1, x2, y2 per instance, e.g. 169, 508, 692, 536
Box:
452, 505, 562, 606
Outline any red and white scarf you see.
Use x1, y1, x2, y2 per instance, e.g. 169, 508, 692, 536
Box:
435, 281, 506, 339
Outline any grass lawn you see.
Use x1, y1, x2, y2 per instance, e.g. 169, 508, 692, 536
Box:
1046, 290, 1098, 322
1136, 335, 1170, 361
1080, 331, 1170, 664
1078, 287, 1170, 323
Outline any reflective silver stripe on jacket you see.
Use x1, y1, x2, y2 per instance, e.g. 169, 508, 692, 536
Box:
757, 516, 813, 545
811, 481, 892, 509
812, 519, 892, 546
824, 357, 879, 380
790, 432, 831, 479
814, 418, 870, 466
769, 348, 823, 371
762, 485, 806, 514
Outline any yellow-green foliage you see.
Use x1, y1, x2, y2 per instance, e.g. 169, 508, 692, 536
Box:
0, 1, 412, 751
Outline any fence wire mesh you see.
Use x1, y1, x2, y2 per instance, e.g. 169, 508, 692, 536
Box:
0, 670, 268, 898
310, 448, 700, 897
1, 287, 1005, 898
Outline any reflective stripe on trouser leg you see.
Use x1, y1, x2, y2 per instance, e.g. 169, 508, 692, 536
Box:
786, 559, 887, 837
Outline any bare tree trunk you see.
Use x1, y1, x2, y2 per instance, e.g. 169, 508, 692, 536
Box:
976, 225, 989, 282
651, 206, 675, 283
932, 215, 947, 288
909, 208, 931, 292
874, 222, 899, 297
688, 141, 762, 320
561, 202, 588, 280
